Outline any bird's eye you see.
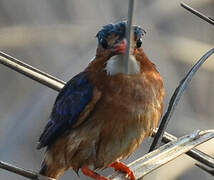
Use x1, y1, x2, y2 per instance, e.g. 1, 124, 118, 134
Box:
136, 39, 142, 48
100, 39, 108, 49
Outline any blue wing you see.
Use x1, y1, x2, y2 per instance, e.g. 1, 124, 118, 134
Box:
37, 71, 95, 149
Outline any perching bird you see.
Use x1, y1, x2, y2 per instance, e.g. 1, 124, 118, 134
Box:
37, 21, 165, 180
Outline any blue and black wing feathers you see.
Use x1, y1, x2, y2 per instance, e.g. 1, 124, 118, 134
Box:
37, 71, 94, 149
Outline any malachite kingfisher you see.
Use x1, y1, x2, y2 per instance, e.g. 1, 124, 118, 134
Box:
37, 21, 165, 180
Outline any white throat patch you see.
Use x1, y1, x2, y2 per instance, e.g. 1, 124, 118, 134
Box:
105, 55, 140, 76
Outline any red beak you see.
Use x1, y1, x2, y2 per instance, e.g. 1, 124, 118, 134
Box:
113, 39, 127, 54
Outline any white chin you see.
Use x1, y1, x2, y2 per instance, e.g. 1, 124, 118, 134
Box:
105, 55, 140, 76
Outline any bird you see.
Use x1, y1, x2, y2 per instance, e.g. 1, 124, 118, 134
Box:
37, 21, 165, 180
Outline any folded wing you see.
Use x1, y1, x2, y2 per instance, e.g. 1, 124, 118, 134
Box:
37, 71, 101, 149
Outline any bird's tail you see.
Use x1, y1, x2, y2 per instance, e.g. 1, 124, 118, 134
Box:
39, 160, 48, 176
39, 157, 66, 180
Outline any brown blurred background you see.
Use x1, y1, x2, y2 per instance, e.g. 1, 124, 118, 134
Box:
0, 0, 213, 179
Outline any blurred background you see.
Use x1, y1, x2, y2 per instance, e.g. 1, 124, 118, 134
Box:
0, 0, 213, 179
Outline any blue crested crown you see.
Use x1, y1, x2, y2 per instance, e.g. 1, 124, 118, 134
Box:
96, 21, 146, 44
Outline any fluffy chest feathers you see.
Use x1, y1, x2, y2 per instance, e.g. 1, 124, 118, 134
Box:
88, 55, 164, 115
83, 54, 165, 167
100, 73, 163, 114
88, 72, 165, 166
105, 55, 141, 75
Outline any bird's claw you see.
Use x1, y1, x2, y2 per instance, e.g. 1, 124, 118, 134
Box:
81, 167, 109, 180
95, 176, 109, 180
110, 162, 136, 180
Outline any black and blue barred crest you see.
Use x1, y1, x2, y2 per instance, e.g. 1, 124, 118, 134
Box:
96, 21, 146, 44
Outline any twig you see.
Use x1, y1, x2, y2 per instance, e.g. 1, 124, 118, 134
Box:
125, 0, 136, 74
0, 51, 65, 92
149, 48, 214, 152
180, 2, 214, 26
157, 130, 214, 168
195, 163, 214, 176
0, 161, 54, 180
0, 161, 37, 179
110, 130, 214, 179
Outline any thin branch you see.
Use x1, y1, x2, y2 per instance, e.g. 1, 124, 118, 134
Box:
110, 130, 214, 179
196, 163, 214, 176
0, 51, 65, 92
125, 0, 136, 74
0, 161, 54, 180
156, 130, 214, 168
0, 161, 37, 179
180, 2, 214, 26
149, 48, 214, 152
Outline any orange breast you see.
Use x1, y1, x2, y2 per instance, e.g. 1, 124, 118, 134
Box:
87, 62, 165, 168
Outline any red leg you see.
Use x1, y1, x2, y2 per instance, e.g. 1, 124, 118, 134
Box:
81, 167, 109, 180
110, 162, 136, 180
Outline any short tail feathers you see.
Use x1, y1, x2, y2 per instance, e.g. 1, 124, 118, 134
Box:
39, 161, 48, 176
39, 160, 66, 180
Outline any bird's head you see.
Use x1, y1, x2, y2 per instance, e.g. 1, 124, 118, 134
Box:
94, 21, 146, 75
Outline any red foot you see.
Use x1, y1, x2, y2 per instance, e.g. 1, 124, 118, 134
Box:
110, 162, 136, 180
81, 167, 109, 180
